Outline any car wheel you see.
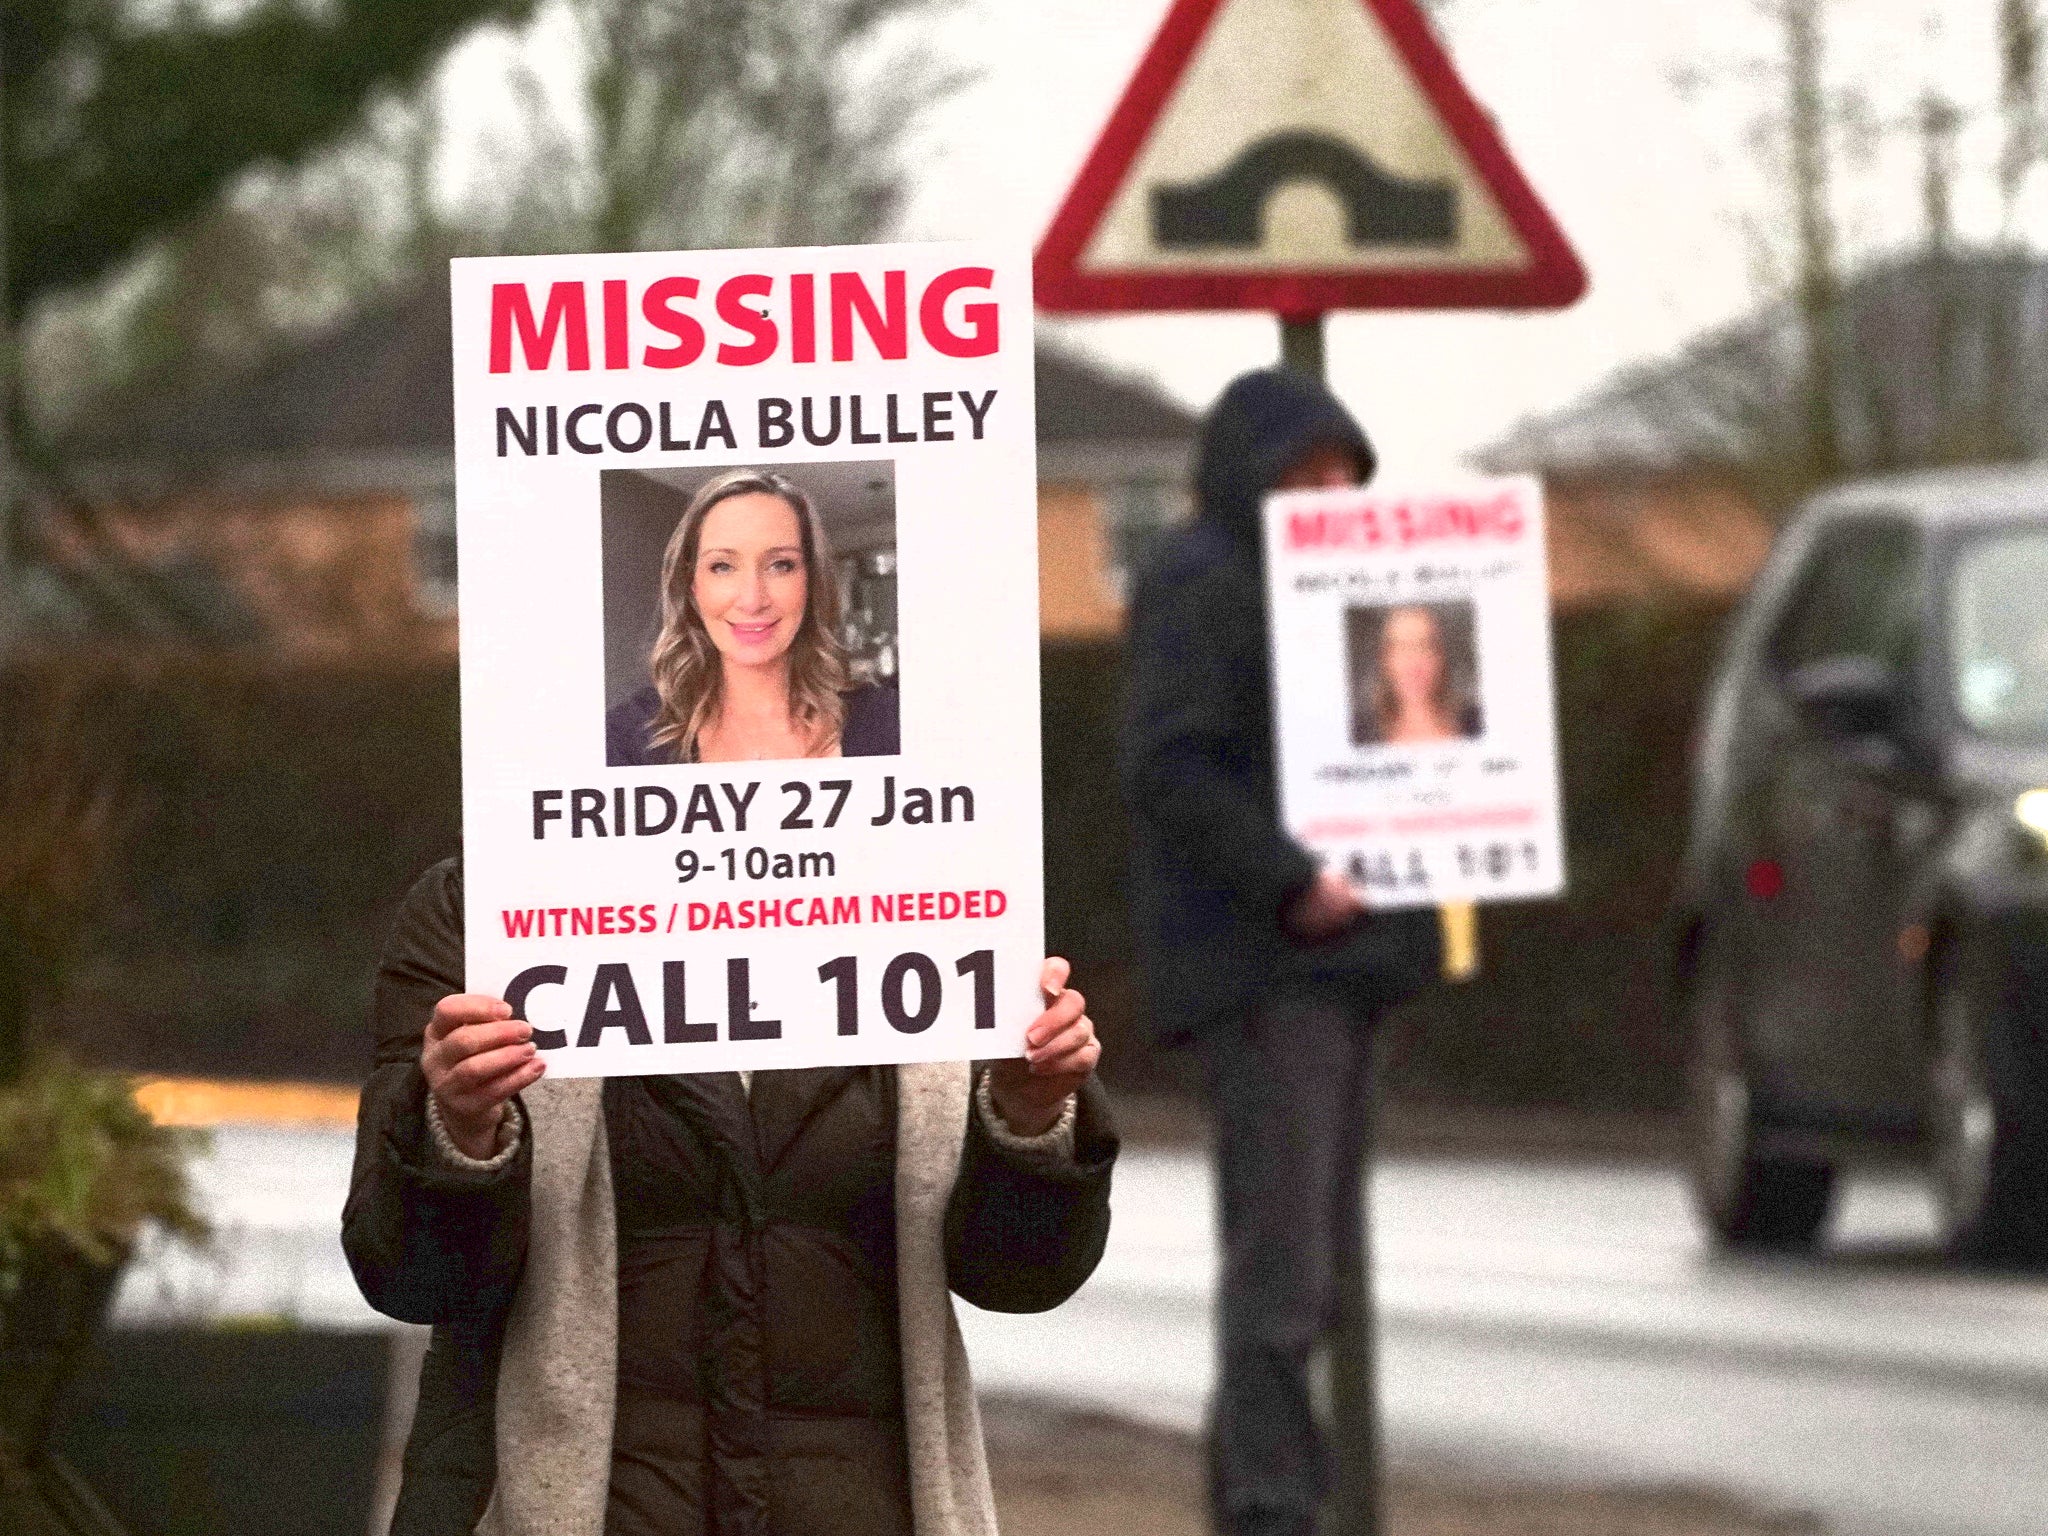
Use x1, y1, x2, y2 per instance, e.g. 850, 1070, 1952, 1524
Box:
1929, 956, 2048, 1264
1686, 930, 1835, 1250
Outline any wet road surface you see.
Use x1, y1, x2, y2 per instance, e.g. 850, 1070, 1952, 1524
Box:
964, 1151, 2048, 1536
126, 1128, 2048, 1536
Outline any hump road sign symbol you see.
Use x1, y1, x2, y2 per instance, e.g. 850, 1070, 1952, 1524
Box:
1153, 131, 1458, 249
1035, 0, 1587, 314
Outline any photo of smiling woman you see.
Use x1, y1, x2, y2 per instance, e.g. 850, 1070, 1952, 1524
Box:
1348, 599, 1484, 747
606, 468, 900, 766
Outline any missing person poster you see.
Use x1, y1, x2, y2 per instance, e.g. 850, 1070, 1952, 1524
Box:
450, 241, 1042, 1077
1263, 477, 1566, 910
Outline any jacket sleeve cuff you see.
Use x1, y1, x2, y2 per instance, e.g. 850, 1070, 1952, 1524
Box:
1261, 844, 1323, 923
424, 1094, 525, 1174
974, 1070, 1077, 1162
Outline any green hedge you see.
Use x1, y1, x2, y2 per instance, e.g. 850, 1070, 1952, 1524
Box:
1379, 603, 1728, 1114
3, 606, 1727, 1108
1, 653, 462, 1081
1040, 606, 1729, 1112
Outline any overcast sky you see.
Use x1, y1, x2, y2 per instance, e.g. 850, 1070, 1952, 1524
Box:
442, 0, 2037, 473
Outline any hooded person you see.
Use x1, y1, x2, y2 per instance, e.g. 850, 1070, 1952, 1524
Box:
1120, 367, 1439, 1536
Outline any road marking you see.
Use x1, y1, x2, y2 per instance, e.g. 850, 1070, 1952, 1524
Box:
134, 1077, 359, 1128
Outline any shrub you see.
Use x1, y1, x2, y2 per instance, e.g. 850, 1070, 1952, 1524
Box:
0, 1055, 208, 1294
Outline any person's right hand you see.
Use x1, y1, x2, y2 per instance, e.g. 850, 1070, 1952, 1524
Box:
1283, 867, 1368, 944
422, 994, 546, 1161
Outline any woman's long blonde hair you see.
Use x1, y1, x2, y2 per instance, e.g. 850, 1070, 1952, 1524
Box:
647, 469, 849, 761
1368, 602, 1472, 737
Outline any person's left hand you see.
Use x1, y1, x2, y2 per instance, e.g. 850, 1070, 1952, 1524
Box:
986, 957, 1100, 1136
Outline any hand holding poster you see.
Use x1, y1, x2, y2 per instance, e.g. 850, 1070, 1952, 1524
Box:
1263, 477, 1566, 910
451, 241, 1042, 1077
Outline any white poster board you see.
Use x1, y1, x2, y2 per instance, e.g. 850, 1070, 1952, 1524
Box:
450, 241, 1042, 1077
1263, 477, 1565, 910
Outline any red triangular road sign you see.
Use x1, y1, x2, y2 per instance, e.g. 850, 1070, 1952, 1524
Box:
1035, 0, 1587, 315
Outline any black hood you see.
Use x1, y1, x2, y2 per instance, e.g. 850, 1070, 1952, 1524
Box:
1193, 366, 1376, 544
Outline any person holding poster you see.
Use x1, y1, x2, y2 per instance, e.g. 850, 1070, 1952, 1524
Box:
1121, 368, 1439, 1536
343, 857, 1115, 1536
344, 238, 1114, 1536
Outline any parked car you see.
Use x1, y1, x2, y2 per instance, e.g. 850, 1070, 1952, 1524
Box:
1665, 464, 2048, 1260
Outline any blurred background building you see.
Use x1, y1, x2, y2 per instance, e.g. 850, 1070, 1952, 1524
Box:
36, 284, 1202, 658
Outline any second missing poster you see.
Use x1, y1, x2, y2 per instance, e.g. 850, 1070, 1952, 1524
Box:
1263, 476, 1566, 911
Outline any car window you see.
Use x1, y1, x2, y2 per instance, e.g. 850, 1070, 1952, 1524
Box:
1768, 518, 1922, 677
1951, 527, 2048, 739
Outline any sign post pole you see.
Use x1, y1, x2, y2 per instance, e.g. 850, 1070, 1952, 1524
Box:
1330, 1191, 1381, 1536
1279, 309, 1488, 1536
1277, 310, 1379, 1536
1279, 314, 1327, 379
1261, 458, 1564, 1536
1040, 6, 1584, 1534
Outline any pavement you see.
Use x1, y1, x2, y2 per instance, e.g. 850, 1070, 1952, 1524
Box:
118, 1123, 2048, 1536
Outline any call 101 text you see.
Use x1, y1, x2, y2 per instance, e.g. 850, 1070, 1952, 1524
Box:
1346, 840, 1542, 892
505, 949, 998, 1049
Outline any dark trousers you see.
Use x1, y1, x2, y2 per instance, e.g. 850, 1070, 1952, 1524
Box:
1195, 993, 1376, 1536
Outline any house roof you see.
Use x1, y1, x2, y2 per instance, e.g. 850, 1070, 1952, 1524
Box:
63, 283, 1199, 485
1033, 343, 1200, 445
1480, 251, 2048, 481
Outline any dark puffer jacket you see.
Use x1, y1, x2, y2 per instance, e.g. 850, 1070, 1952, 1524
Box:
342, 859, 1118, 1536
605, 1067, 911, 1536
1120, 367, 1442, 1043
